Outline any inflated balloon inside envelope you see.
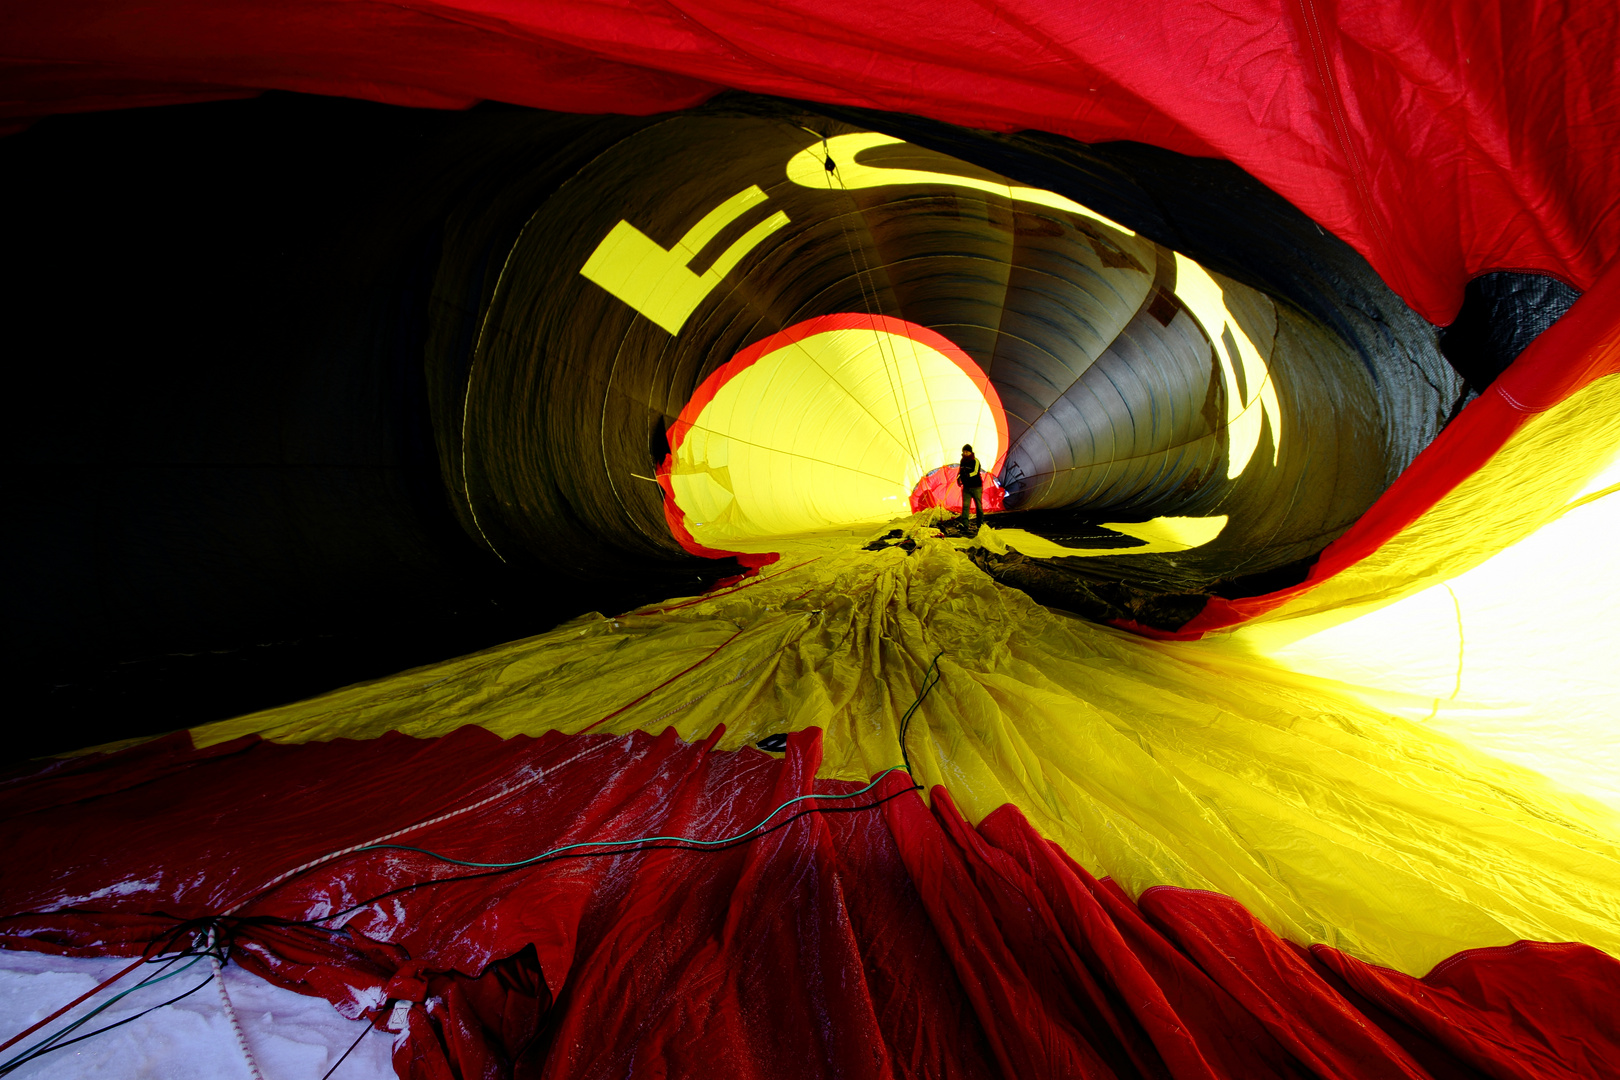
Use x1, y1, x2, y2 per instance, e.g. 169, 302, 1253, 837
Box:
567, 123, 1309, 613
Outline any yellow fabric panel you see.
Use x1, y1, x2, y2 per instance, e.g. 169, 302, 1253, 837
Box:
191, 525, 1620, 978
1171, 254, 1282, 478
975, 517, 1229, 559
785, 132, 1141, 239
1241, 373, 1620, 631
671, 325, 1002, 549
578, 185, 790, 335
1251, 453, 1620, 811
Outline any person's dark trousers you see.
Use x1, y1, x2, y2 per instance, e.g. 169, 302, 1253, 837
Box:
960, 485, 984, 524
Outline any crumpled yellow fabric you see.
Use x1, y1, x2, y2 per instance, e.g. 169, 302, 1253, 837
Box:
178, 372, 1620, 981
192, 523, 1620, 979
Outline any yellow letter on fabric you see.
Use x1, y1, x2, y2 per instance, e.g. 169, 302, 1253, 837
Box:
580, 185, 790, 335
786, 132, 1137, 237
1171, 253, 1282, 479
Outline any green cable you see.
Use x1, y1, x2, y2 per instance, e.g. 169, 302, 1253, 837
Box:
362, 652, 947, 871
1, 953, 206, 1073
359, 766, 912, 870
3, 659, 950, 1073
897, 653, 943, 783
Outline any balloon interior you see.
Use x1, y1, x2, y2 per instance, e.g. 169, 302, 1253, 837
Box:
3, 88, 1619, 1080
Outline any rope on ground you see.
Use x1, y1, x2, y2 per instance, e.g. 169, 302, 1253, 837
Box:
208, 923, 266, 1080
0, 641, 949, 1075
222, 776, 543, 916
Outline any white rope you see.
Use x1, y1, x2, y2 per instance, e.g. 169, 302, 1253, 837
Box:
224, 771, 545, 915
202, 770, 555, 1076
207, 927, 266, 1080
813, 135, 927, 476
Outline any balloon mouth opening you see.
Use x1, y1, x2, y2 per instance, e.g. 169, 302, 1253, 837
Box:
658, 313, 1008, 558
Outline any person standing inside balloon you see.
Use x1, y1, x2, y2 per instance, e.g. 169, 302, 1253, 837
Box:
958, 444, 985, 527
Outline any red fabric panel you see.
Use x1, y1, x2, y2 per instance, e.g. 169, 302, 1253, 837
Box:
0, 730, 257, 815
1139, 887, 1432, 1078
0, 727, 998, 1076
990, 817, 1304, 1079
4, 728, 1618, 1078
878, 783, 1125, 1077
5, 1, 1619, 323
1315, 942, 1620, 1080
908, 468, 1007, 515
0, 1, 718, 117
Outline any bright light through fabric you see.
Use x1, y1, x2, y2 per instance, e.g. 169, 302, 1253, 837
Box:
662, 314, 1007, 553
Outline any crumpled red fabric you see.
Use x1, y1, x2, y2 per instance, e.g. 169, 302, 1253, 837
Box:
3, 0, 1619, 324
2, 725, 1615, 1078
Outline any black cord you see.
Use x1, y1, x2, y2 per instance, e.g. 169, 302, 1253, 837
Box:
19, 666, 952, 952
2, 666, 948, 1069
0, 782, 928, 1074
320, 1023, 372, 1080
0, 968, 213, 1077
0, 785, 922, 1073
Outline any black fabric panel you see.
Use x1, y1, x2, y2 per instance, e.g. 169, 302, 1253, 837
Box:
1439, 271, 1583, 392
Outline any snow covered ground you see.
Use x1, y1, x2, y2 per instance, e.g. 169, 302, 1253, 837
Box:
0, 949, 393, 1079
